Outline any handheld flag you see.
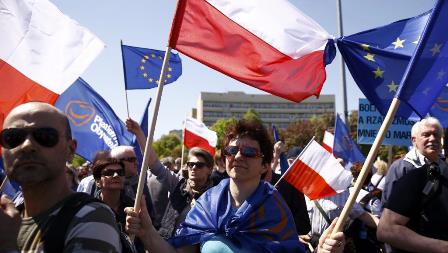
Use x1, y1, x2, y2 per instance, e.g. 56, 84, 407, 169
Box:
284, 140, 353, 200
429, 85, 448, 127
184, 117, 217, 155
272, 125, 289, 175
122, 45, 182, 90
169, 0, 336, 103
322, 130, 334, 153
0, 157, 20, 199
132, 98, 151, 166
333, 114, 365, 164
395, 0, 448, 118
0, 0, 104, 135
55, 79, 133, 161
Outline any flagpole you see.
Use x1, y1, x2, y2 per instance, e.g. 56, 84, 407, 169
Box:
332, 97, 400, 234
274, 136, 315, 188
181, 117, 186, 173
133, 47, 172, 215
0, 176, 8, 194
120, 40, 131, 118
336, 0, 349, 124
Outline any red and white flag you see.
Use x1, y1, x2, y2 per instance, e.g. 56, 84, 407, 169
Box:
284, 140, 353, 200
184, 117, 217, 155
169, 0, 333, 103
0, 0, 104, 129
322, 130, 334, 153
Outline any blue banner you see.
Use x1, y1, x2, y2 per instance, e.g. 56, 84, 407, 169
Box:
333, 114, 365, 164
55, 78, 133, 161
358, 99, 415, 146
122, 45, 182, 90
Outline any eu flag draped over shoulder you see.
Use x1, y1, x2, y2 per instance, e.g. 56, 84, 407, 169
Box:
122, 44, 182, 90
333, 114, 365, 164
55, 78, 133, 161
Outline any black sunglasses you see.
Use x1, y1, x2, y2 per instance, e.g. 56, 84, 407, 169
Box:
223, 145, 263, 158
0, 127, 59, 149
120, 157, 137, 163
101, 168, 125, 177
186, 161, 207, 169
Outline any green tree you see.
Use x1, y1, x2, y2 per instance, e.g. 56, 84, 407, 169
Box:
211, 117, 238, 150
242, 108, 262, 124
152, 133, 182, 159
72, 154, 86, 167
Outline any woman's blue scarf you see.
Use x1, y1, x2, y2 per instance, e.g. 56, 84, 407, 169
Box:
169, 179, 304, 253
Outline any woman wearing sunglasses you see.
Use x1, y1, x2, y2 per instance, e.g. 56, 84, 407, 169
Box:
125, 120, 345, 253
92, 159, 142, 253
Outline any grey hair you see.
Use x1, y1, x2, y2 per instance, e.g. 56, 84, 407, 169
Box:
411, 117, 443, 138
110, 145, 135, 159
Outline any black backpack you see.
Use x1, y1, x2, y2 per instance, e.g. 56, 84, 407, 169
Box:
42, 192, 136, 253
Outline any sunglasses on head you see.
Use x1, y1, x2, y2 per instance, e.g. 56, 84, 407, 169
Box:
101, 168, 125, 177
0, 127, 59, 149
120, 157, 137, 163
186, 161, 207, 169
223, 145, 263, 158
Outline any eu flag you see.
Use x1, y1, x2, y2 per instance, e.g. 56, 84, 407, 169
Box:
396, 0, 448, 119
55, 78, 133, 162
337, 11, 430, 119
0, 156, 20, 199
429, 85, 448, 128
132, 98, 151, 168
122, 45, 182, 90
333, 114, 365, 164
272, 125, 289, 175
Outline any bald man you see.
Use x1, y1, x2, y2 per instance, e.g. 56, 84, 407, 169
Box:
0, 102, 121, 252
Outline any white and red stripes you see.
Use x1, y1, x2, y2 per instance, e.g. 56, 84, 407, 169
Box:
184, 117, 217, 155
284, 140, 353, 200
169, 0, 333, 103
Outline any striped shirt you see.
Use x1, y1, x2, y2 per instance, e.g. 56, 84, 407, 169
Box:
17, 198, 121, 252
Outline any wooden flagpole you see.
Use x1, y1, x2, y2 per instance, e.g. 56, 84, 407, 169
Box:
132, 47, 172, 213
332, 98, 401, 234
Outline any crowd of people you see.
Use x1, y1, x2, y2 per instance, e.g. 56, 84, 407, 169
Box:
0, 101, 447, 253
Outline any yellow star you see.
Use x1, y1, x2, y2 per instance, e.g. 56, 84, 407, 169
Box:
148, 78, 153, 82
158, 56, 163, 60
156, 80, 160, 85
373, 67, 384, 79
166, 74, 172, 78
388, 81, 398, 92
437, 69, 446, 80
168, 67, 172, 72
142, 73, 147, 78
151, 54, 156, 58
430, 43, 442, 56
141, 59, 146, 63
140, 66, 145, 70
144, 55, 149, 60
364, 53, 375, 62
361, 44, 370, 51
392, 37, 405, 49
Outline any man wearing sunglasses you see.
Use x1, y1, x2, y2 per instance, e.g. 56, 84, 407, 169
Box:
0, 102, 121, 252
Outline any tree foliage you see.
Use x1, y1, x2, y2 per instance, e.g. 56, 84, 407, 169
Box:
211, 117, 238, 150
152, 133, 182, 159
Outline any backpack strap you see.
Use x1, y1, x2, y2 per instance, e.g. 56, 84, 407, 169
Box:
43, 192, 102, 253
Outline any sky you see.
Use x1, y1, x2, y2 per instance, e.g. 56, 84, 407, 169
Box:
52, 0, 435, 139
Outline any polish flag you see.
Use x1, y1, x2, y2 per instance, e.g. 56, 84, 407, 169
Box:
0, 0, 104, 129
322, 131, 334, 153
284, 140, 352, 200
184, 117, 217, 155
169, 0, 334, 103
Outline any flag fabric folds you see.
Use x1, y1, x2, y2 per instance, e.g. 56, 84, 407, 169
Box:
184, 117, 217, 155
122, 45, 182, 90
395, 0, 448, 118
284, 140, 353, 200
0, 0, 104, 132
169, 0, 336, 103
322, 130, 334, 153
55, 79, 133, 162
272, 125, 289, 175
132, 98, 151, 167
333, 114, 365, 164
429, 85, 448, 127
337, 11, 429, 118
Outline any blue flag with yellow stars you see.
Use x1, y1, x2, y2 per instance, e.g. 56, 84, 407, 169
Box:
337, 10, 430, 119
122, 44, 182, 89
333, 114, 365, 165
428, 85, 448, 128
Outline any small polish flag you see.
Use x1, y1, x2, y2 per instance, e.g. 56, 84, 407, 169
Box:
284, 140, 353, 200
184, 117, 217, 155
322, 131, 334, 153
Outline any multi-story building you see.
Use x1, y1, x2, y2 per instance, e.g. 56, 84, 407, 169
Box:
195, 91, 335, 128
